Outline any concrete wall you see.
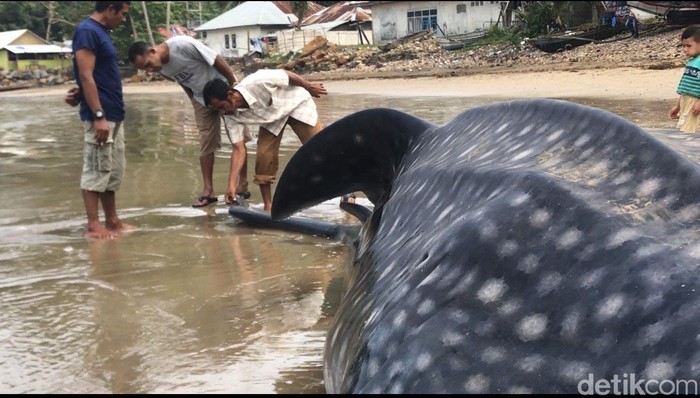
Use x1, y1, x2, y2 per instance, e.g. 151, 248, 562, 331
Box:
371, 0, 505, 44
199, 25, 287, 58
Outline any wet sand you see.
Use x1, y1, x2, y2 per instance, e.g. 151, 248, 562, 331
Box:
1, 67, 683, 102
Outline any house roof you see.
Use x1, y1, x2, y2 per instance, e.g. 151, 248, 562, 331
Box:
0, 29, 69, 54
195, 1, 295, 31
5, 44, 71, 54
302, 1, 371, 26
0, 29, 35, 48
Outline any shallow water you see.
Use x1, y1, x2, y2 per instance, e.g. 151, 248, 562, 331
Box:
0, 89, 682, 393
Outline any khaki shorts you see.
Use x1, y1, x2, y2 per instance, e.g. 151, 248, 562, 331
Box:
677, 94, 700, 133
192, 99, 252, 155
192, 99, 222, 157
80, 120, 126, 192
254, 117, 322, 185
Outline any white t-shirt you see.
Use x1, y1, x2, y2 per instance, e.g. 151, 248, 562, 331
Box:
160, 36, 227, 106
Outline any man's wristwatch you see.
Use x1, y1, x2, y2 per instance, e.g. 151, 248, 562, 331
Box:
94, 109, 105, 119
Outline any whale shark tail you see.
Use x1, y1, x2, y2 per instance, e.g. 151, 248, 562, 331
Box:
272, 108, 436, 220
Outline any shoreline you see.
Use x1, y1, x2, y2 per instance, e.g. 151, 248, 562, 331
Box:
0, 66, 683, 102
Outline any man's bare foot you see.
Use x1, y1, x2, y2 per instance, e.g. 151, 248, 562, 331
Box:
106, 220, 135, 233
85, 224, 116, 240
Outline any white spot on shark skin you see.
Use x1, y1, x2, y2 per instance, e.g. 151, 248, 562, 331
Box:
496, 122, 512, 134
636, 178, 662, 197
643, 358, 676, 380
517, 254, 540, 274
573, 134, 591, 147
676, 204, 700, 222
588, 333, 615, 354
464, 374, 490, 393
477, 279, 508, 303
595, 294, 627, 321
310, 175, 323, 183
516, 314, 548, 342
479, 220, 498, 239
389, 383, 405, 394
612, 172, 633, 185
516, 124, 535, 137
499, 299, 522, 316
352, 133, 364, 144
510, 193, 530, 206
498, 240, 519, 257
556, 229, 582, 249
606, 228, 641, 249
447, 309, 470, 324
448, 271, 477, 296
635, 243, 666, 259
392, 310, 407, 328
508, 386, 534, 394
441, 330, 466, 347
685, 243, 700, 259
517, 355, 545, 372
546, 129, 565, 142
580, 268, 606, 289
417, 299, 435, 316
416, 352, 433, 371
512, 149, 534, 161
637, 321, 669, 348
436, 204, 456, 223
560, 361, 593, 383
481, 346, 506, 363
561, 310, 581, 337
536, 272, 562, 296
368, 359, 380, 377
529, 209, 552, 228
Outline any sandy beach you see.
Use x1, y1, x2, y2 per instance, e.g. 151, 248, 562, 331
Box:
0, 67, 683, 102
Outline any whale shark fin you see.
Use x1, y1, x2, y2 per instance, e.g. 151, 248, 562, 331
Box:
272, 108, 436, 220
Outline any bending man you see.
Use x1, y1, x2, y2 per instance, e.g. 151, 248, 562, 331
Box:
202, 69, 327, 212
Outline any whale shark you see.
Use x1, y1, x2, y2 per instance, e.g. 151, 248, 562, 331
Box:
267, 99, 700, 394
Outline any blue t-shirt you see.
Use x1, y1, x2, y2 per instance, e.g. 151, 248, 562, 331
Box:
72, 17, 124, 122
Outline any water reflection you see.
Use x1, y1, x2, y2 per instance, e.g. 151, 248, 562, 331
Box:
0, 88, 680, 393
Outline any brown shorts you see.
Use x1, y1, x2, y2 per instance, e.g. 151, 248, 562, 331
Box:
254, 117, 323, 185
191, 99, 222, 157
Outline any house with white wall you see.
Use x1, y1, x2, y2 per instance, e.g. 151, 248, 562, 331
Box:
193, 1, 324, 57
364, 1, 509, 44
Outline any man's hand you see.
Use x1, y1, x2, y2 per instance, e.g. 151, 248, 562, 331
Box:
306, 82, 327, 98
64, 86, 81, 107
93, 119, 110, 145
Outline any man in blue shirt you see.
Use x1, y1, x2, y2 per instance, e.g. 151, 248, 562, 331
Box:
65, 1, 132, 239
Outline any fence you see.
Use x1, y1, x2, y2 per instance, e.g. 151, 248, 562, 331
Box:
275, 28, 373, 54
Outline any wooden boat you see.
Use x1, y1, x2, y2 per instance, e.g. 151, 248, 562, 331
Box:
627, 1, 700, 24
530, 23, 627, 53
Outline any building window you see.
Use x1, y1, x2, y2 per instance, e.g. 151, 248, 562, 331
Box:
231, 34, 237, 48
224, 34, 230, 49
457, 4, 466, 13
407, 8, 438, 35
202, 31, 207, 38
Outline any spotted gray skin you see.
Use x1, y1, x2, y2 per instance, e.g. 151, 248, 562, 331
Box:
271, 99, 700, 394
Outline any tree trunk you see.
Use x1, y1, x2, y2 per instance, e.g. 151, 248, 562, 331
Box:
165, 1, 171, 38
44, 1, 57, 41
141, 1, 156, 46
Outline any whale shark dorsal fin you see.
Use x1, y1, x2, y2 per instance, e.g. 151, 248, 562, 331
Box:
272, 108, 436, 220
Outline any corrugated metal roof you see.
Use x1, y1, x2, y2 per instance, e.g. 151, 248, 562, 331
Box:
194, 1, 294, 31
5, 44, 71, 54
0, 29, 30, 48
303, 1, 372, 26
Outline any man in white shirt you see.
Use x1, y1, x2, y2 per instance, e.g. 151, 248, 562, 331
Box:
202, 69, 327, 212
128, 37, 251, 207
